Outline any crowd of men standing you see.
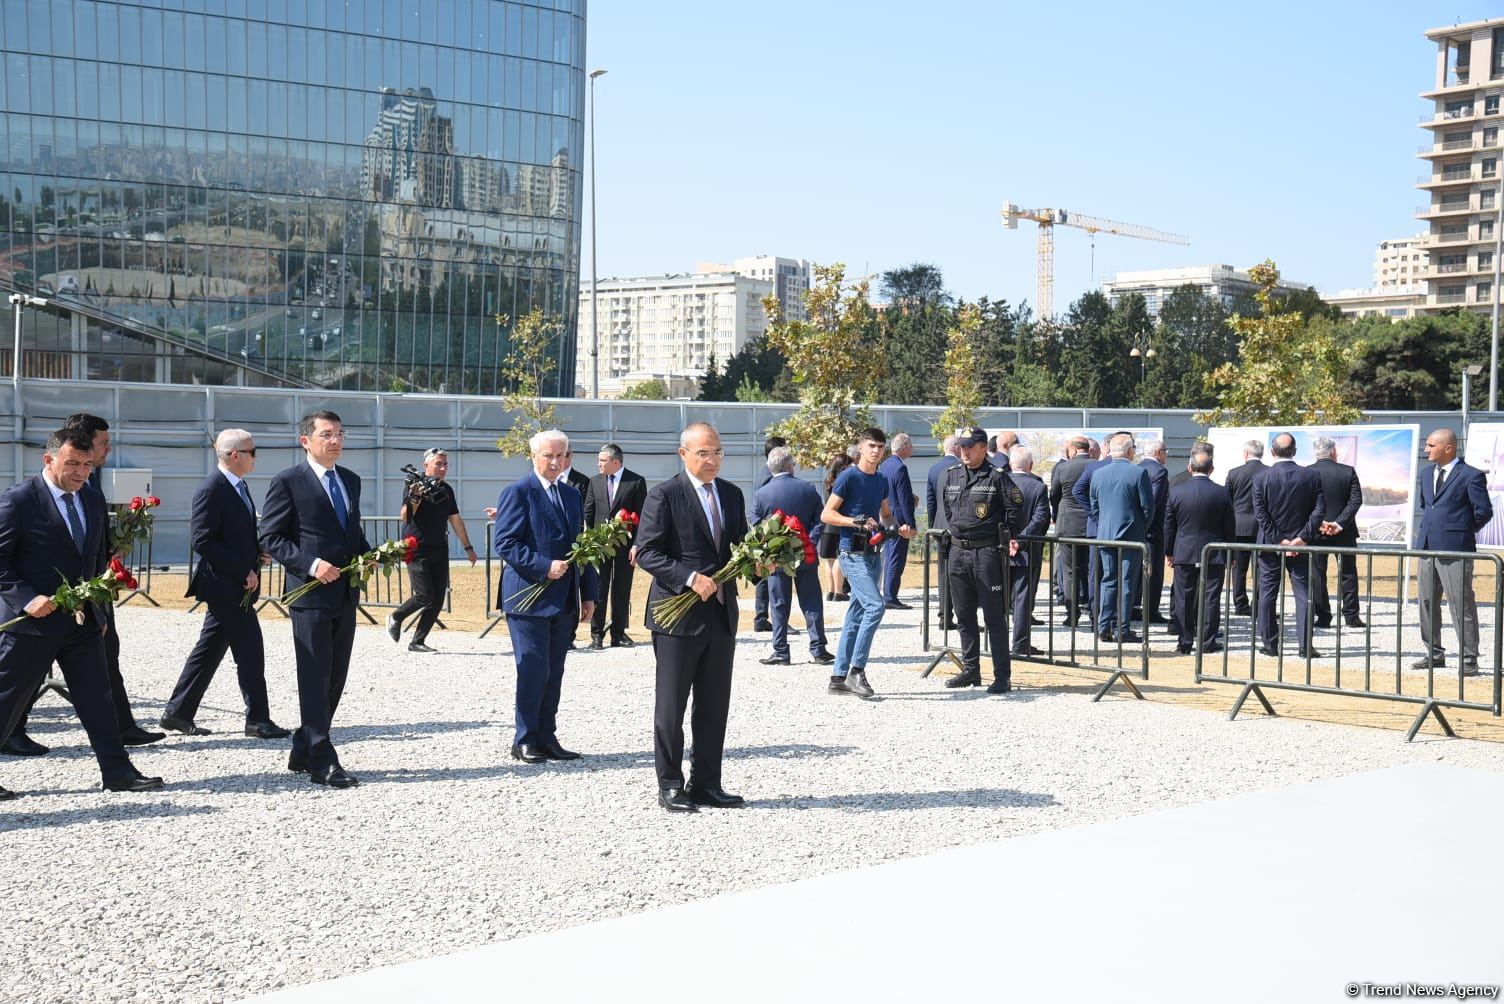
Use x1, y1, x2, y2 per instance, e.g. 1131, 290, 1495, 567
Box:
0, 415, 1489, 810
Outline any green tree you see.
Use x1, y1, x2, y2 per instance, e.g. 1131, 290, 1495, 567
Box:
1348, 311, 1489, 410
619, 378, 669, 400
494, 308, 561, 457
931, 305, 984, 447
1198, 260, 1364, 426
696, 335, 789, 402
1138, 285, 1236, 409
875, 264, 950, 404
1055, 291, 1139, 408
763, 263, 881, 467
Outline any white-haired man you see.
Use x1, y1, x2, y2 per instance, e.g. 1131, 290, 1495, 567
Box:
161, 429, 290, 740
493, 430, 598, 764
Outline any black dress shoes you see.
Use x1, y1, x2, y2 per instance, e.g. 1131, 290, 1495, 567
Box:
753, 620, 773, 632
1346, 617, 1366, 628
1312, 618, 1333, 629
103, 772, 164, 793
1258, 645, 1281, 657
760, 655, 791, 666
1176, 645, 1193, 655
1461, 662, 1481, 677
946, 668, 982, 689
610, 635, 636, 648
0, 784, 14, 800
883, 600, 912, 610
589, 635, 605, 650
1297, 648, 1323, 659
510, 743, 548, 764
1234, 605, 1253, 617
986, 678, 1012, 695
386, 613, 401, 643
658, 787, 698, 812
160, 714, 211, 736
810, 651, 836, 664
2, 733, 49, 757
1202, 641, 1224, 654
1116, 631, 1142, 644
540, 740, 581, 761
687, 784, 745, 808
310, 765, 359, 789
408, 642, 438, 653
287, 752, 309, 773
1412, 656, 1446, 670
1011, 645, 1045, 657
246, 721, 292, 740
120, 725, 166, 746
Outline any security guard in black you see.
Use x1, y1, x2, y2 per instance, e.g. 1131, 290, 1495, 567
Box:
941, 426, 1021, 693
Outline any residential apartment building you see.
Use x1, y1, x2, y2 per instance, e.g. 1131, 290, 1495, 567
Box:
1102, 265, 1315, 319
1322, 236, 1429, 320
575, 272, 774, 397
1374, 234, 1430, 288
695, 255, 812, 322
1417, 18, 1504, 315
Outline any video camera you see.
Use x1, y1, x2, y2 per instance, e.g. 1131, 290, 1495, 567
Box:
400, 463, 445, 503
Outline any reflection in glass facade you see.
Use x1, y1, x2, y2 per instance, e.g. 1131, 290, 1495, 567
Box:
1, 0, 586, 395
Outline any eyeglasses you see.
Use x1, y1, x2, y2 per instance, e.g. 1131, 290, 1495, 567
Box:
690, 449, 725, 460
313, 431, 345, 441
235, 448, 257, 457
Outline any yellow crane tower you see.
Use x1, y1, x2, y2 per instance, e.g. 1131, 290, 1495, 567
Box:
1000, 203, 1189, 318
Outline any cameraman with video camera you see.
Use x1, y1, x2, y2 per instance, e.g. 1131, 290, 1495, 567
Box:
387, 448, 476, 653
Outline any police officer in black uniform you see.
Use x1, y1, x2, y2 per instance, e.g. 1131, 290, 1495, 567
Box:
941, 427, 1020, 694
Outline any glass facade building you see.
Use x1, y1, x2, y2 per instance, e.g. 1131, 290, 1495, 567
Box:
1, 0, 586, 395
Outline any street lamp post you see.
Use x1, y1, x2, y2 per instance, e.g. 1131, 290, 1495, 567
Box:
1129, 344, 1157, 382
588, 68, 607, 399
1463, 362, 1484, 432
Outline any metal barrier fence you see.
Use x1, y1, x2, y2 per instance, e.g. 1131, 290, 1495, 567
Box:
919, 529, 1152, 700
479, 519, 504, 638
113, 518, 159, 608
1194, 541, 1504, 741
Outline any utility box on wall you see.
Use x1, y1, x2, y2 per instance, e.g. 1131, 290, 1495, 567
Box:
99, 469, 152, 506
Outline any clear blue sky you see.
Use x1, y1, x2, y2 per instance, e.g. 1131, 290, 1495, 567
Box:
582, 1, 1500, 311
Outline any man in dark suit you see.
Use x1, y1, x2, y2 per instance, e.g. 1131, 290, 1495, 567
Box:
1251, 432, 1326, 658
1048, 436, 1092, 627
1087, 434, 1153, 642
751, 448, 832, 666
4, 413, 164, 756
1415, 427, 1493, 674
160, 429, 290, 739
583, 443, 647, 649
925, 434, 963, 631
1308, 436, 1366, 630
879, 432, 918, 609
636, 421, 749, 812
751, 435, 787, 632
1073, 430, 1133, 629
1223, 440, 1266, 617
0, 427, 163, 797
1165, 454, 1197, 637
494, 431, 599, 763
1136, 438, 1171, 626
259, 410, 372, 789
561, 447, 592, 499
1006, 446, 1051, 656
1164, 444, 1236, 654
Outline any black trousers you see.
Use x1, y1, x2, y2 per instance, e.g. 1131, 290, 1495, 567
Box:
1256, 552, 1312, 653
392, 553, 448, 643
13, 602, 136, 736
290, 604, 357, 772
1172, 563, 1224, 650
0, 620, 136, 785
1229, 534, 1255, 609
949, 544, 1010, 685
1054, 539, 1090, 621
590, 554, 635, 641
652, 615, 734, 791
1010, 557, 1033, 654
936, 538, 954, 626
164, 601, 270, 723
1311, 550, 1359, 624
1143, 538, 1165, 620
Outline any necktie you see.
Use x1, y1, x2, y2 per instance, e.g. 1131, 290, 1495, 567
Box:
703, 482, 723, 550
607, 474, 616, 507
61, 492, 86, 553
324, 469, 348, 529
236, 480, 255, 515
548, 481, 564, 512
1436, 466, 1447, 495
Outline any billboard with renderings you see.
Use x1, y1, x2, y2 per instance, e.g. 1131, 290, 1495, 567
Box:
1203, 425, 1419, 545
1461, 423, 1504, 549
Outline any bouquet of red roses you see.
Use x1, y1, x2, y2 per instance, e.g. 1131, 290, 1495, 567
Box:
649, 509, 813, 631
280, 535, 418, 606
111, 494, 161, 558
0, 562, 135, 633
506, 509, 639, 613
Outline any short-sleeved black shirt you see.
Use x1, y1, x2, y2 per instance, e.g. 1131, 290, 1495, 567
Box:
402, 481, 458, 556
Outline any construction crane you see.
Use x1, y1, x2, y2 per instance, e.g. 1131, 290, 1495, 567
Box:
1001, 203, 1189, 318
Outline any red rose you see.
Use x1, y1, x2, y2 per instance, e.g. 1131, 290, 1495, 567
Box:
868, 531, 885, 548
126, 578, 139, 591
784, 515, 805, 534
109, 556, 126, 573
115, 570, 130, 583
146, 496, 160, 507
129, 497, 145, 511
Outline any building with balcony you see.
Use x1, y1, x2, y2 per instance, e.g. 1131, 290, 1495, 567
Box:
575, 272, 774, 397
695, 256, 812, 323
1102, 265, 1315, 319
1, 1, 586, 395
1416, 17, 1504, 315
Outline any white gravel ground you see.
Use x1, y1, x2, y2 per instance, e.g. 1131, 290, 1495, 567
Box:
5, 601, 1504, 1004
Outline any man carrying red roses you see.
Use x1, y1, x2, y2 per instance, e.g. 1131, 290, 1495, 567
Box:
749, 447, 833, 666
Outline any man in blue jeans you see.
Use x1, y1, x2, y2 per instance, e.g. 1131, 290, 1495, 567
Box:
822, 428, 916, 699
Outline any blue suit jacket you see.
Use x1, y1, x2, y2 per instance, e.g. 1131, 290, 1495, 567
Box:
259, 462, 372, 610
1416, 460, 1492, 553
0, 475, 113, 636
1140, 458, 1170, 545
493, 474, 599, 617
1088, 459, 1153, 542
1251, 460, 1324, 545
1071, 456, 1112, 536
1164, 475, 1237, 566
751, 472, 824, 545
879, 455, 916, 528
187, 470, 262, 607
926, 455, 962, 529
1011, 471, 1051, 565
